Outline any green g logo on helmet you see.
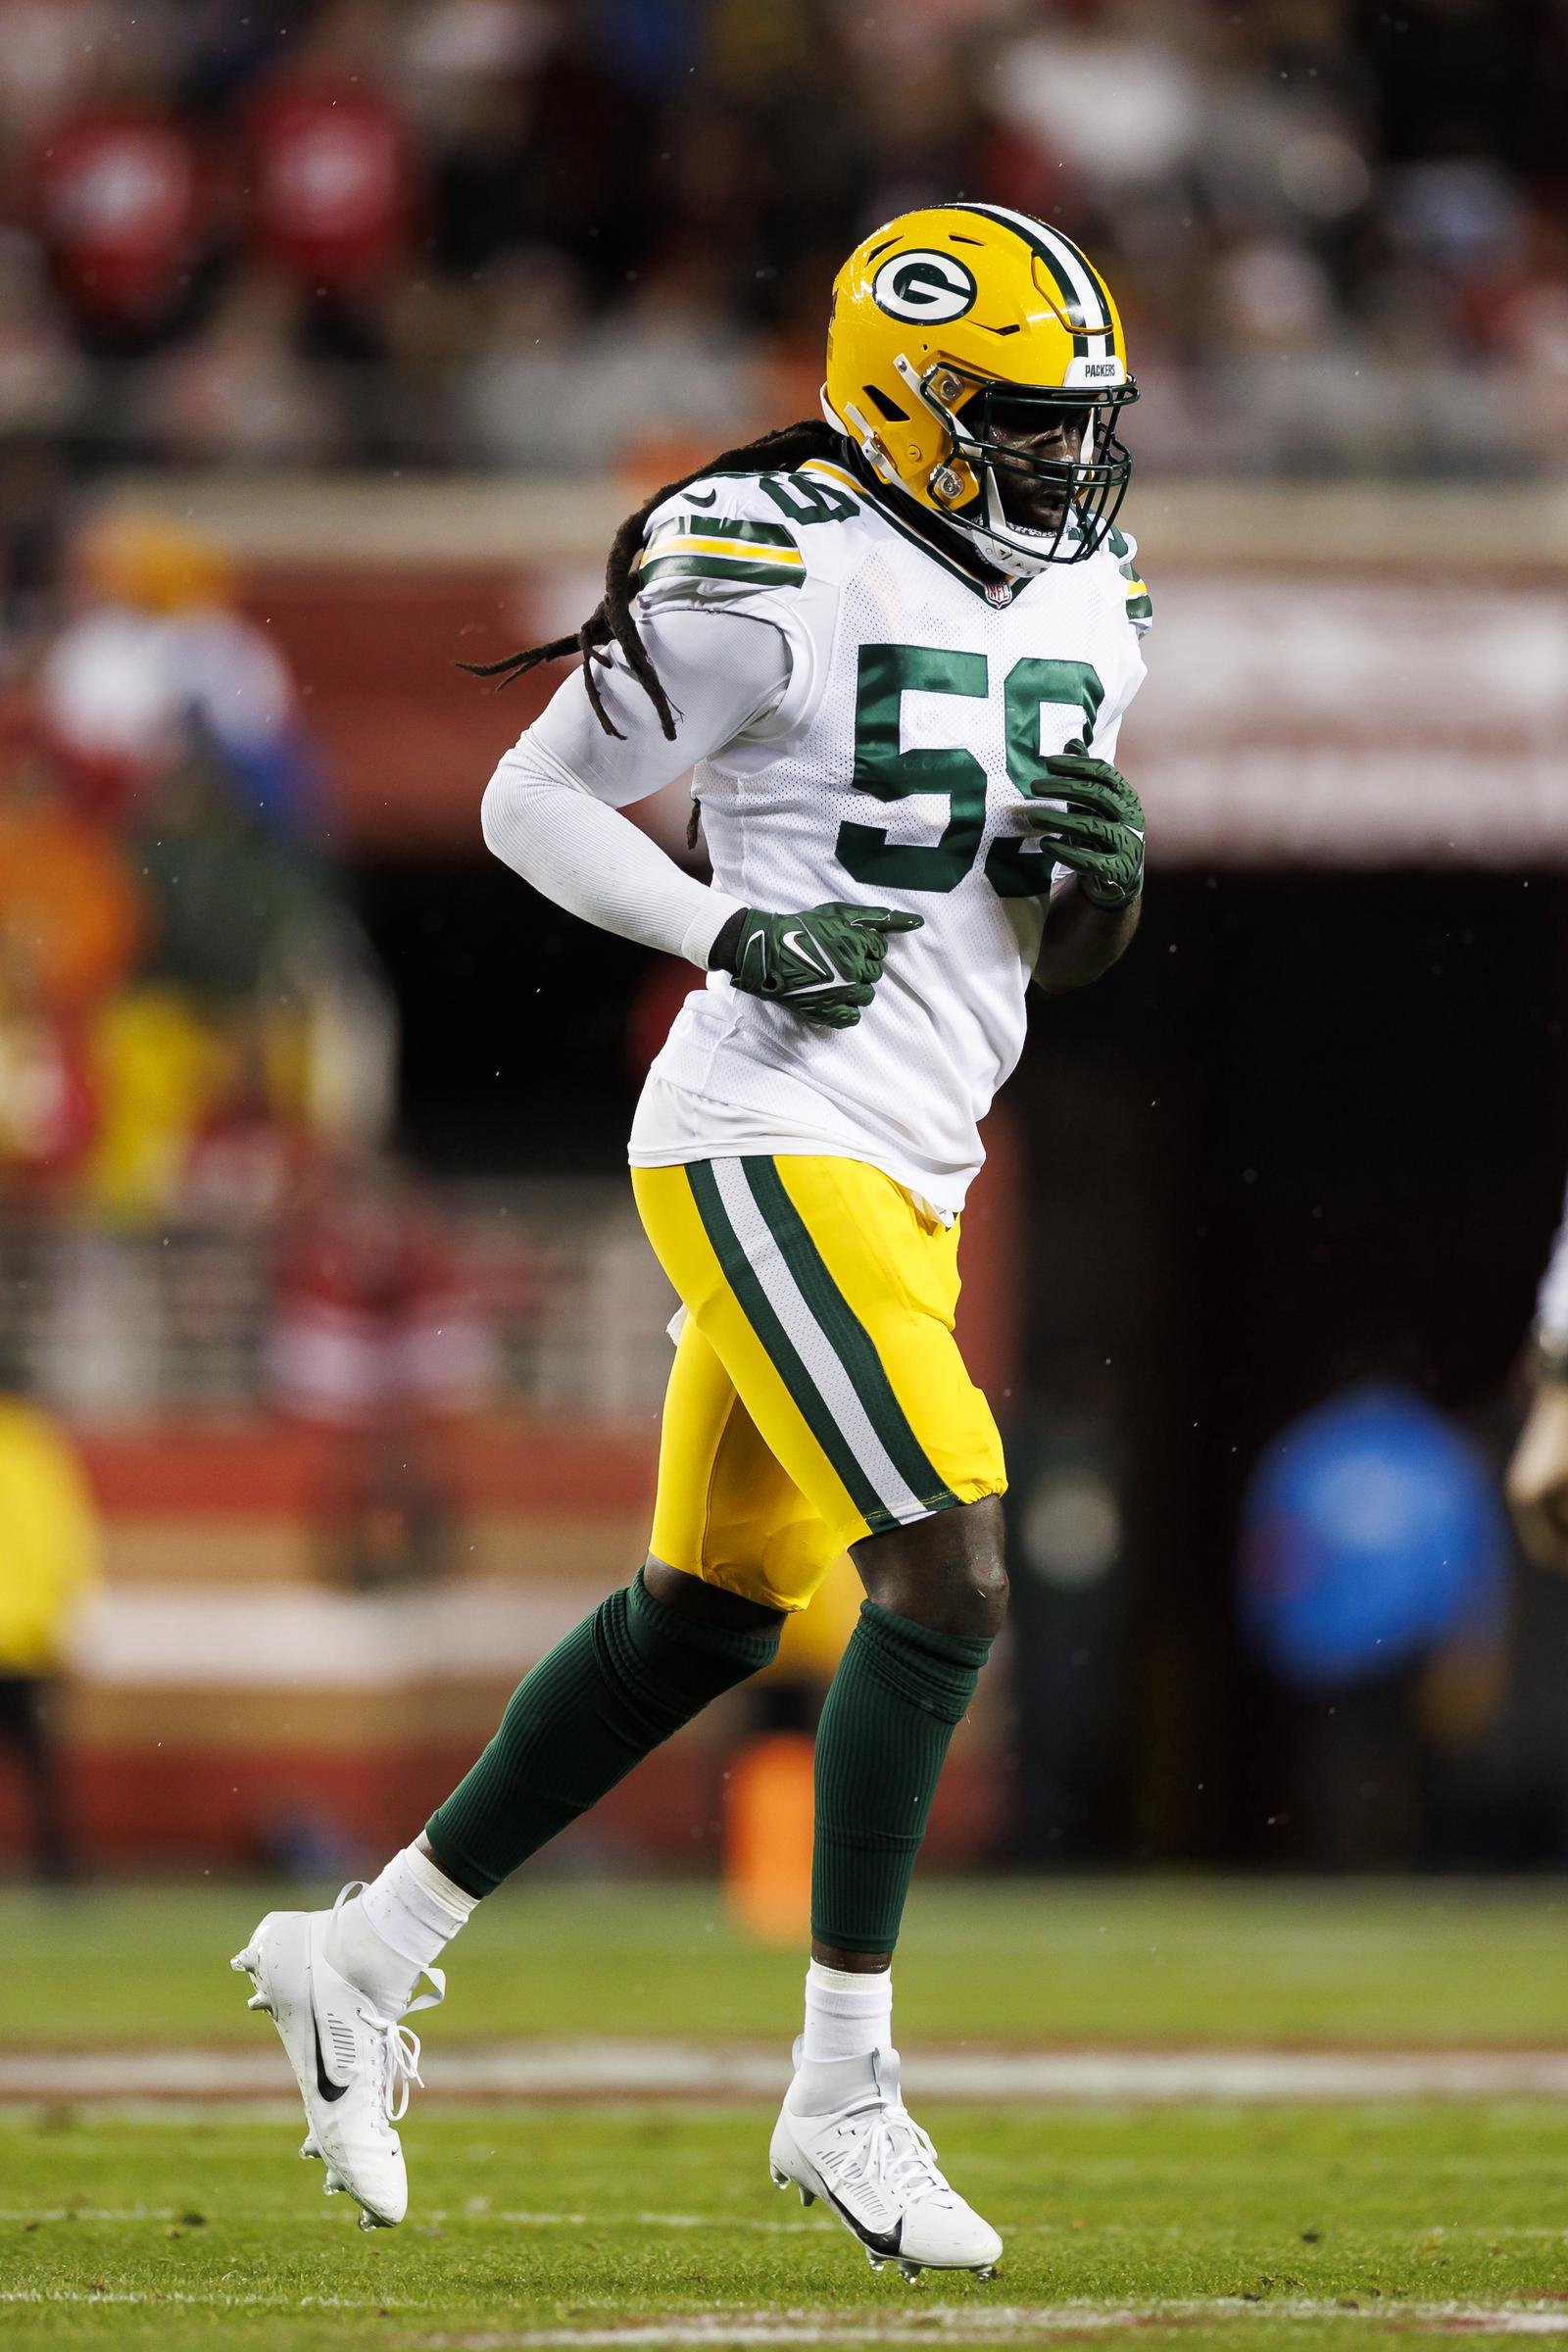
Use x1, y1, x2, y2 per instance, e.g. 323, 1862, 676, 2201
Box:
871, 251, 977, 324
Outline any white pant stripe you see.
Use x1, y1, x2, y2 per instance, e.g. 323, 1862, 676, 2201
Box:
710, 1158, 929, 1525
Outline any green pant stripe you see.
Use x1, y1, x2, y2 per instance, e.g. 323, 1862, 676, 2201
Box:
739, 1157, 958, 1513
684, 1161, 897, 1536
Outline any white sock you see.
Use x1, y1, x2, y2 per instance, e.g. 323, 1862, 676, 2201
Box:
802, 1960, 892, 2064
327, 1844, 478, 2018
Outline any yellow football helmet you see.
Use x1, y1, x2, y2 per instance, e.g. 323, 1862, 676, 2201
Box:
822, 202, 1137, 575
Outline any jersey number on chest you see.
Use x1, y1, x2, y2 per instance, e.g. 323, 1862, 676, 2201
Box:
837, 645, 1104, 899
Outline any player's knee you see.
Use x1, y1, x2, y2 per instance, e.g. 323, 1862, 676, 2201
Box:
933, 1547, 1008, 1641
854, 1496, 1008, 1642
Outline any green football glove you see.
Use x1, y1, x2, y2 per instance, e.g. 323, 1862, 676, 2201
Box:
711, 902, 923, 1029
1020, 739, 1145, 908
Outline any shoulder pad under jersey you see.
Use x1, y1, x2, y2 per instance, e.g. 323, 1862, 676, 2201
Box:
635, 462, 862, 612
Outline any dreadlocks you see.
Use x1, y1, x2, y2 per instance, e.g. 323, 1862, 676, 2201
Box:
460, 419, 843, 742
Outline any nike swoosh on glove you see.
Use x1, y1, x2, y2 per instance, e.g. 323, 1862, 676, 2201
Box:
717, 903, 923, 1029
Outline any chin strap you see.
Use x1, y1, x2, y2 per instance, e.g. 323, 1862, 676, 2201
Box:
820, 388, 1035, 594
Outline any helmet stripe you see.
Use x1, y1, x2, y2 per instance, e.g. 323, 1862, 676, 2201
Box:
946, 202, 1114, 354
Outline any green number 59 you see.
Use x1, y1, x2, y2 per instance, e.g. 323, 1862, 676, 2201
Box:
835, 644, 1105, 900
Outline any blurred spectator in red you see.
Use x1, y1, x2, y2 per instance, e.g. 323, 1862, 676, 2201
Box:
246, 2, 417, 354
266, 1150, 496, 1592
266, 1152, 497, 1428
29, 11, 229, 358
0, 971, 99, 1200
180, 1017, 314, 1225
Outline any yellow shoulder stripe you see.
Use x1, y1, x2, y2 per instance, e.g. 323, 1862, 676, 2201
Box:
801, 459, 863, 499
653, 534, 805, 565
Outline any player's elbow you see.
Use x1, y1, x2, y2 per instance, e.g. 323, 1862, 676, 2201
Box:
479, 763, 522, 864
480, 755, 561, 878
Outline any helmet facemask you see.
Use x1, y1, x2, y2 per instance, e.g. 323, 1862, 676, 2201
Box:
896, 356, 1137, 576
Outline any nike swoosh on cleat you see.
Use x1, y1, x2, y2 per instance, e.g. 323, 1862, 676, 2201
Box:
817, 2180, 903, 2259
313, 2015, 349, 2103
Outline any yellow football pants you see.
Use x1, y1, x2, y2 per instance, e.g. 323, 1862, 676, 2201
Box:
631, 1154, 1006, 1612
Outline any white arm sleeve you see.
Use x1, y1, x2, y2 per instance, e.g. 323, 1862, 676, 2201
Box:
479, 604, 793, 968
1539, 1174, 1568, 1343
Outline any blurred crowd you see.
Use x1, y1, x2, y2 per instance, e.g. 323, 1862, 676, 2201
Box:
0, 505, 385, 1228
0, 0, 1559, 478
0, 493, 509, 1447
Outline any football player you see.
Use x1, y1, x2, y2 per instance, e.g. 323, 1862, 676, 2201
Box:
234, 204, 1152, 2278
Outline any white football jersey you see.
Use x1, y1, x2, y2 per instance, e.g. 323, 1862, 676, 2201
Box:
629, 452, 1152, 1214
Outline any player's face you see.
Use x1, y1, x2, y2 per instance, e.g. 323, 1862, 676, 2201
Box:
980, 398, 1091, 531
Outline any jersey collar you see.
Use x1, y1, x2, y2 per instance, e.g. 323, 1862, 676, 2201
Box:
817, 442, 1027, 607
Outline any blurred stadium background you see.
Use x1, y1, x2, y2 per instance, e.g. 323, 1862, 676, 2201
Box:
2, 0, 1567, 1913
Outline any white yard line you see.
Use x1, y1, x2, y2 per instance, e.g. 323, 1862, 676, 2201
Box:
0, 2206, 177, 2222
4, 2041, 1568, 2104
0, 2203, 812, 2230
5, 2206, 1562, 2249
0, 2291, 386, 2309
8, 2293, 1568, 2334
416, 2315, 1568, 2345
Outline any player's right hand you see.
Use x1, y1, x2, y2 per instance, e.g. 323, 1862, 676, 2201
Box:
1020, 739, 1145, 908
713, 902, 923, 1029
1506, 1379, 1568, 1573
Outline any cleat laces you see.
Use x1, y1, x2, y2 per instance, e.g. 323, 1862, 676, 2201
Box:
368, 2014, 423, 2127
351, 1951, 445, 2137
326, 1875, 446, 2134
827, 2103, 952, 2214
364, 1972, 444, 2131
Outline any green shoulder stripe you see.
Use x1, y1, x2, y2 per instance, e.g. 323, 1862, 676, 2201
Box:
639, 553, 804, 592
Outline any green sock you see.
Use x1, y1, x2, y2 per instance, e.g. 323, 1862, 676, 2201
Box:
811, 1599, 992, 1956
426, 1571, 779, 1895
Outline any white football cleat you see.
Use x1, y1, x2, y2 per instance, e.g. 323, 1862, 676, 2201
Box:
230, 1883, 442, 2230
768, 2042, 1002, 2279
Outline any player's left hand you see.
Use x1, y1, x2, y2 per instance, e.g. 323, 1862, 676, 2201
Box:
1020, 739, 1144, 909
1506, 1379, 1568, 1573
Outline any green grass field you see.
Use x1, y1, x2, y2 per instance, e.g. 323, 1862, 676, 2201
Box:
9, 1877, 1568, 2045
4, 1880, 1568, 2351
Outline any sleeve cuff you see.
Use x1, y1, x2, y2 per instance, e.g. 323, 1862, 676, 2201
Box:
679, 890, 747, 971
